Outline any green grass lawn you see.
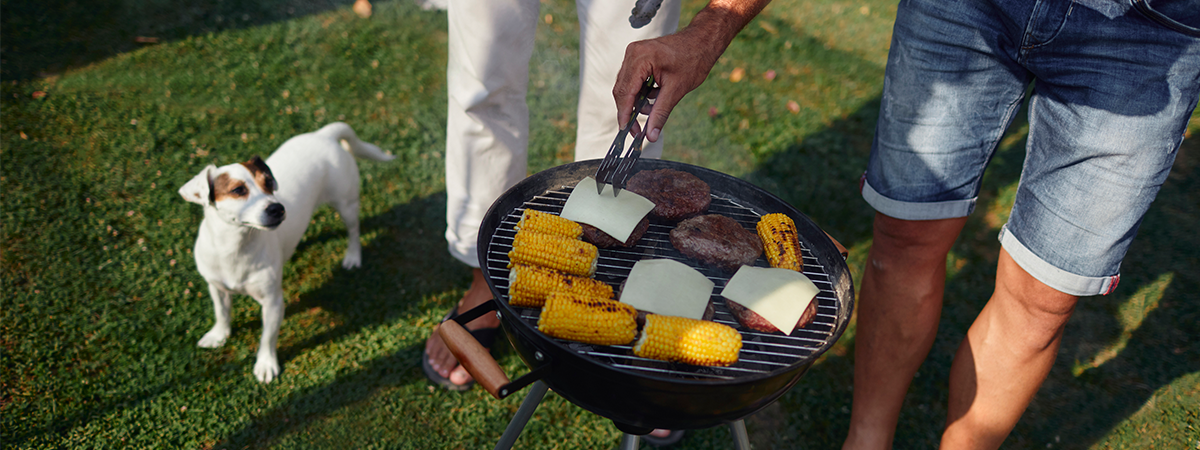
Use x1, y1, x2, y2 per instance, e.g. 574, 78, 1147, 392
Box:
3, 0, 1198, 448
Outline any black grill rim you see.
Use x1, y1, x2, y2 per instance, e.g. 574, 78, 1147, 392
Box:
478, 159, 855, 386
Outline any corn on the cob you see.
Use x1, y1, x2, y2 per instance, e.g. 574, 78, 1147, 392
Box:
516, 209, 582, 239
633, 315, 741, 366
756, 213, 804, 272
508, 232, 599, 277
538, 292, 637, 345
508, 264, 614, 307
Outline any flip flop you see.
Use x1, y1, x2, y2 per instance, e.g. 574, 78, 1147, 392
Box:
422, 306, 499, 391
641, 430, 685, 447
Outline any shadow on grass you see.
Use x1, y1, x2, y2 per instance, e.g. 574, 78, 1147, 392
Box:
216, 342, 431, 448
0, 0, 389, 82
208, 189, 519, 448
275, 193, 462, 365
5, 189, 467, 447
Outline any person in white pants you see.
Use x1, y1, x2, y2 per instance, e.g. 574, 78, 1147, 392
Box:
424, 0, 682, 392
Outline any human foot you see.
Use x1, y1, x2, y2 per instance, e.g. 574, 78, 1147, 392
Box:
423, 268, 499, 388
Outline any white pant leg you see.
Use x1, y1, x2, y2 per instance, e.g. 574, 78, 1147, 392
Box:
444, 0, 541, 267
573, 0, 681, 161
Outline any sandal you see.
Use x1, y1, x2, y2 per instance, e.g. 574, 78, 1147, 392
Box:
422, 306, 499, 391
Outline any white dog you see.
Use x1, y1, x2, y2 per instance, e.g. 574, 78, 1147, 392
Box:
179, 122, 393, 383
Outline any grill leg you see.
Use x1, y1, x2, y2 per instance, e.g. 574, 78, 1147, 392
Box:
493, 380, 550, 450
617, 433, 640, 450
730, 419, 750, 450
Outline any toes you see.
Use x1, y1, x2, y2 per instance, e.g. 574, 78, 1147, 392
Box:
197, 329, 229, 348
254, 358, 280, 383
449, 365, 474, 386
342, 248, 362, 269
427, 347, 454, 377
425, 332, 458, 377
197, 337, 225, 348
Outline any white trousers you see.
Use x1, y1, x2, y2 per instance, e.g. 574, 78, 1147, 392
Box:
444, 0, 681, 267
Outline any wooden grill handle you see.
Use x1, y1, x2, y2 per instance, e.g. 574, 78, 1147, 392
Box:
824, 231, 849, 258
438, 319, 510, 399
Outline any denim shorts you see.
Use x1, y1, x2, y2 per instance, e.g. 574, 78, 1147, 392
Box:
862, 0, 1200, 296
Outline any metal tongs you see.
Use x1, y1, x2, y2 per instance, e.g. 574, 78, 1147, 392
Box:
595, 76, 655, 196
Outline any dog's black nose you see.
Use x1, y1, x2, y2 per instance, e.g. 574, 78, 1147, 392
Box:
262, 203, 286, 228
265, 203, 286, 220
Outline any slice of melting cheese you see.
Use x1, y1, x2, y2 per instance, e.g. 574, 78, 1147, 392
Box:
722, 266, 818, 333
619, 259, 714, 320
559, 176, 655, 243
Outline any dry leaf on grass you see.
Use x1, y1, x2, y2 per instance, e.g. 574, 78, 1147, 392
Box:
730, 67, 745, 82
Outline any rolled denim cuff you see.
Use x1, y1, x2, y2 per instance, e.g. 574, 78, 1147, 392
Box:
999, 224, 1120, 297
862, 179, 977, 221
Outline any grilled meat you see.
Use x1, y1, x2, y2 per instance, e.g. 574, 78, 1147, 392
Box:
581, 216, 650, 248
669, 214, 763, 272
626, 169, 711, 221
725, 298, 819, 334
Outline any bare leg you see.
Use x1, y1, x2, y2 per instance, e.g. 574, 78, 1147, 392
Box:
843, 213, 967, 450
940, 249, 1077, 449
424, 268, 500, 386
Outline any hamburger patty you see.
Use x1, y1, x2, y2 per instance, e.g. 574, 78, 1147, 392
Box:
581, 217, 650, 248
626, 169, 711, 221
669, 214, 763, 272
725, 298, 819, 334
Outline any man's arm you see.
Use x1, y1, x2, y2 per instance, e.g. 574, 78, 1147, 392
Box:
614, 0, 772, 143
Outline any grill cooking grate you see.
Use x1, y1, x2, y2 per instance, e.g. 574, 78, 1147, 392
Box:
484, 185, 843, 381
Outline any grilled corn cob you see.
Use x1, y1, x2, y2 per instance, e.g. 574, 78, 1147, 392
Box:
633, 315, 742, 366
508, 264, 614, 307
538, 292, 637, 345
756, 213, 804, 272
516, 209, 583, 239
508, 232, 599, 277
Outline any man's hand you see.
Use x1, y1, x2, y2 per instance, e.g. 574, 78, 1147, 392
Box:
615, 32, 719, 143
614, 0, 772, 143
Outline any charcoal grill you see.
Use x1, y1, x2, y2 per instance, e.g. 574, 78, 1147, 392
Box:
439, 159, 854, 449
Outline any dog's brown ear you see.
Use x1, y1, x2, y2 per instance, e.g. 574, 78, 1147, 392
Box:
179, 165, 217, 205
245, 155, 277, 193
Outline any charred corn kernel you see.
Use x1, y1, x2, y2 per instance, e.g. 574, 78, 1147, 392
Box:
634, 315, 742, 366
508, 264, 614, 307
516, 209, 583, 239
538, 292, 637, 345
508, 232, 599, 277
756, 213, 804, 272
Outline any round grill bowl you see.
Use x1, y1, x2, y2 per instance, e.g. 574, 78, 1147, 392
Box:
474, 159, 854, 430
